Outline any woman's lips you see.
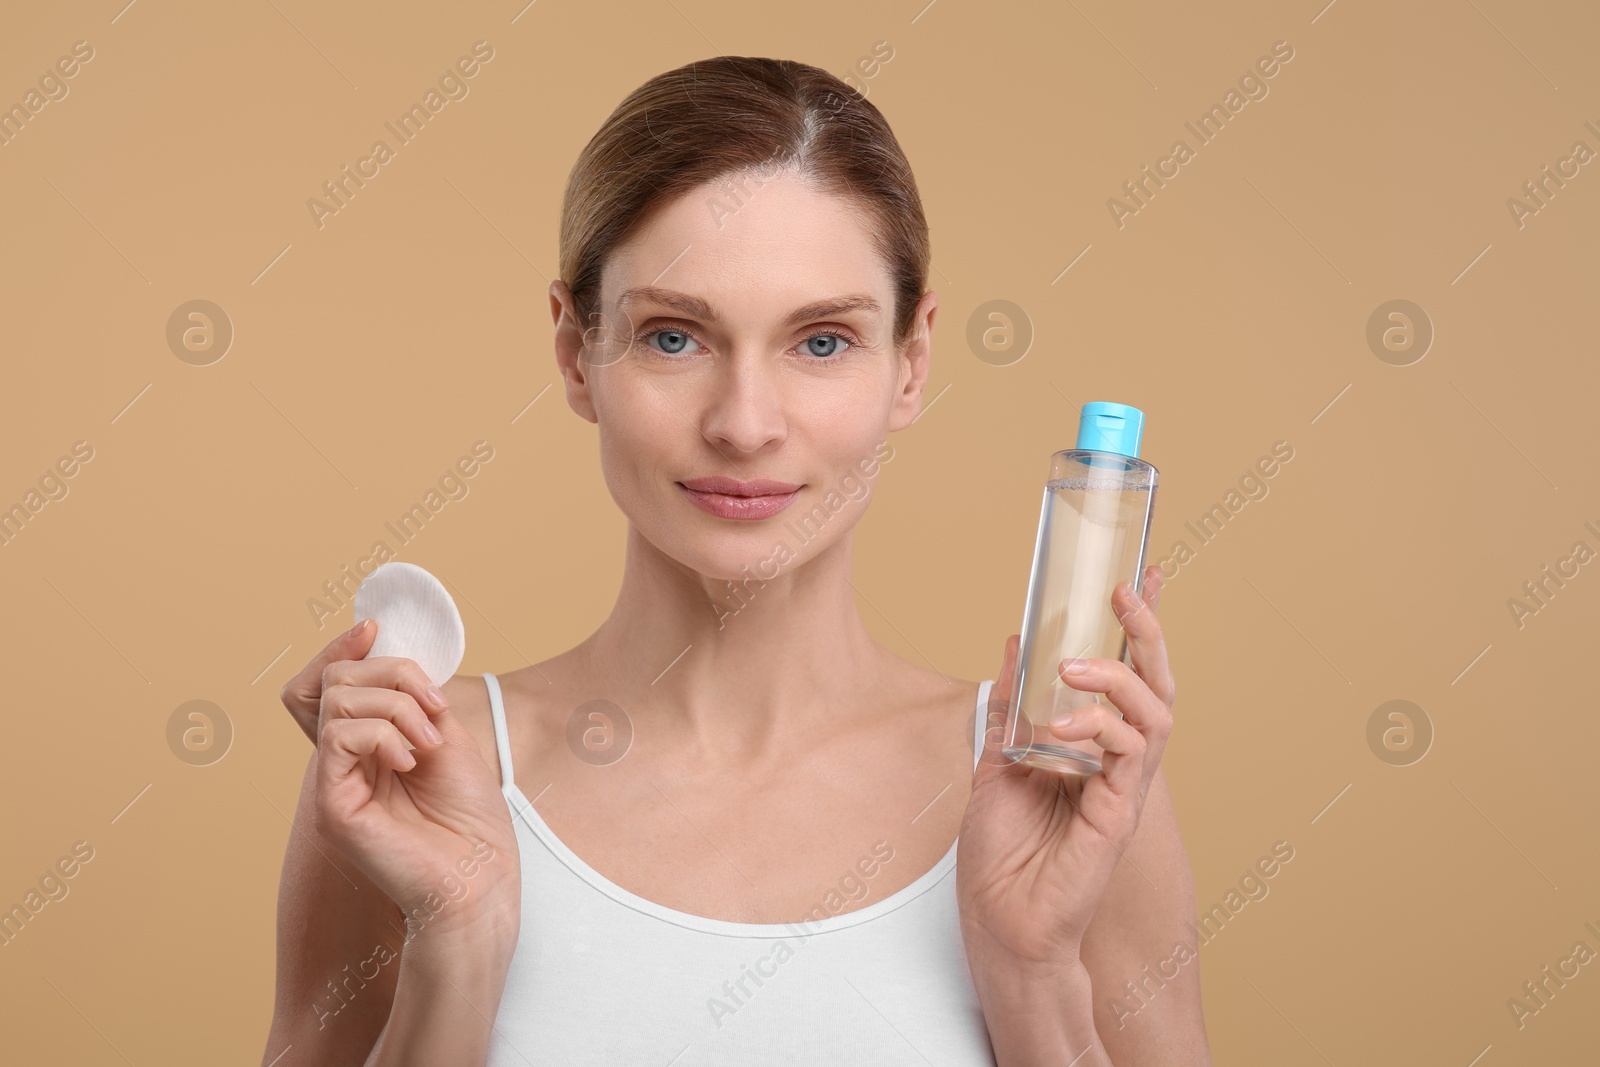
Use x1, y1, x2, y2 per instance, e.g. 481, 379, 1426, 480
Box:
676, 483, 800, 520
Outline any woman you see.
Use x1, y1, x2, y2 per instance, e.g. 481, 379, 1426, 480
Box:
264, 56, 1209, 1066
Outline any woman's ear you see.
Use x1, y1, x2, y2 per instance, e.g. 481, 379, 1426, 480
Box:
551, 280, 598, 424
888, 290, 938, 432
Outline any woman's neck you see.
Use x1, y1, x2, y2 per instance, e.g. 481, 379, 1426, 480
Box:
576, 523, 894, 751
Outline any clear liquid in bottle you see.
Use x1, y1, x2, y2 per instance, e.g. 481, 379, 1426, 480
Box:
1004, 404, 1158, 775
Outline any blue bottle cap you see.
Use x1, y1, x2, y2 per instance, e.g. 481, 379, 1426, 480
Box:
1075, 401, 1145, 459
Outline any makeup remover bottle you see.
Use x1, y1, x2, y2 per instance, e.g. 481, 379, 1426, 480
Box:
1003, 402, 1159, 774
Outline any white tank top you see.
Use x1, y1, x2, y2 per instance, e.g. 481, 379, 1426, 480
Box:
481, 673, 998, 1065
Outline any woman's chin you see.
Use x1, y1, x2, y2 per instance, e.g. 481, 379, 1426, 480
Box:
666, 534, 801, 587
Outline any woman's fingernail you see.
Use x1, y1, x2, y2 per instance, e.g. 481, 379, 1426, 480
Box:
1062, 658, 1090, 674
346, 618, 370, 638
422, 720, 443, 744
1051, 712, 1074, 730
426, 684, 447, 708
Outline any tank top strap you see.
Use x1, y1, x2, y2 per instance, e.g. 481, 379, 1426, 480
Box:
482, 673, 517, 791
972, 679, 994, 770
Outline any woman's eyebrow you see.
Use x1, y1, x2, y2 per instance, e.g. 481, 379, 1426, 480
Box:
618, 286, 718, 323
616, 286, 882, 327
781, 295, 882, 327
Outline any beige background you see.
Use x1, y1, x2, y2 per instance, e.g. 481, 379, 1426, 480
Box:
2, 0, 1596, 1062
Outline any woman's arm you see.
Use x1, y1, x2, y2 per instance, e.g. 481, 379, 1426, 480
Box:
965, 945, 1110, 1065
961, 575, 1210, 1065
967, 766, 1207, 1067
1078, 764, 1211, 1065
260, 748, 407, 1066
360, 910, 519, 1066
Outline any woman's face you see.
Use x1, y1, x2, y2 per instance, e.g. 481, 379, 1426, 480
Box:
552, 171, 935, 583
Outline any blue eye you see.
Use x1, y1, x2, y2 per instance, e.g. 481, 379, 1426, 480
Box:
802, 333, 850, 358
646, 329, 702, 355
636, 327, 855, 361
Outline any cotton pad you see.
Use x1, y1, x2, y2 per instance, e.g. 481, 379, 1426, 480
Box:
352, 561, 467, 687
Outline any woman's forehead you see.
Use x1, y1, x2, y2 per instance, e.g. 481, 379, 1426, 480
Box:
598, 176, 894, 320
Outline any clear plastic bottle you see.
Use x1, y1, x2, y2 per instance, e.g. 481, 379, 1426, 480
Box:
1003, 402, 1159, 775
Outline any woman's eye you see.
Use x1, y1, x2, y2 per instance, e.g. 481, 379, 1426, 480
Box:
644, 329, 702, 355
638, 329, 852, 359
801, 334, 850, 358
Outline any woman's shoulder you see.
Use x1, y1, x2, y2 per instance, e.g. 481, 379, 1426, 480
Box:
876, 653, 988, 741
886, 650, 986, 703
437, 663, 567, 788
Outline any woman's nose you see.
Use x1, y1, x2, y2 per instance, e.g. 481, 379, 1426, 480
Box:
699, 351, 787, 454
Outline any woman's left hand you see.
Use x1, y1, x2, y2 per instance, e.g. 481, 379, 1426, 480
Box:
957, 565, 1176, 970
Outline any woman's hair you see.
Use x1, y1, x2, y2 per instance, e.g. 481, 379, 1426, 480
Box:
559, 56, 930, 347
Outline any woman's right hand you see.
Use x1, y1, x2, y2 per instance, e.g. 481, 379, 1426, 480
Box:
282, 619, 521, 936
